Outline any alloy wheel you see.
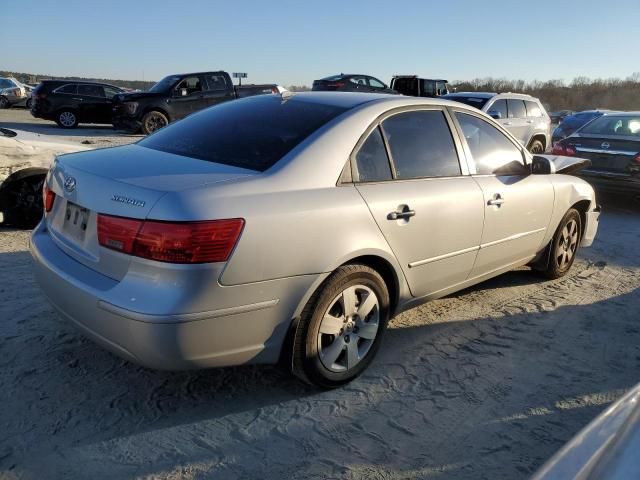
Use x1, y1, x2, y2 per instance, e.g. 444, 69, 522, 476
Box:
59, 111, 76, 127
557, 219, 579, 268
317, 284, 380, 372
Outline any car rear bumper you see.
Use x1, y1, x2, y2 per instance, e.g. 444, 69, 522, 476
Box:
30, 221, 317, 370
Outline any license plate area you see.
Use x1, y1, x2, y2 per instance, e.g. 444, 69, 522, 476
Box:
63, 201, 90, 243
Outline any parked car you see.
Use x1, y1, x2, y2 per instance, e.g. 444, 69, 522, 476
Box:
532, 383, 640, 480
0, 77, 30, 109
390, 76, 449, 97
30, 80, 125, 128
549, 109, 574, 124
442, 92, 551, 153
552, 110, 613, 145
312, 74, 396, 94
0, 127, 90, 227
112, 71, 281, 134
552, 112, 640, 199
31, 92, 599, 388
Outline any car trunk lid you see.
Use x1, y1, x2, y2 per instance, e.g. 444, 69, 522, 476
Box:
46, 144, 255, 280
568, 134, 639, 175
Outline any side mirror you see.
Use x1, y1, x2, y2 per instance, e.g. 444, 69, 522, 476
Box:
488, 110, 502, 120
531, 155, 554, 175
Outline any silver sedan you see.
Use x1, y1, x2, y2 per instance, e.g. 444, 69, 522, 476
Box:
31, 92, 600, 388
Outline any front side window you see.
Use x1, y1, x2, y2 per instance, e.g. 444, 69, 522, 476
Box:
355, 127, 392, 182
175, 76, 202, 95
139, 95, 348, 172
368, 77, 385, 89
487, 99, 507, 119
381, 110, 461, 179
103, 86, 121, 99
56, 84, 78, 94
78, 84, 105, 97
525, 100, 542, 117
507, 99, 527, 119
455, 112, 527, 175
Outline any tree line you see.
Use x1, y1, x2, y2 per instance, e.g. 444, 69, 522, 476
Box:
451, 73, 640, 112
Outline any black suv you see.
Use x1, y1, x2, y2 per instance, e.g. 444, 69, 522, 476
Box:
312, 74, 396, 94
390, 76, 450, 97
112, 71, 280, 134
31, 80, 124, 128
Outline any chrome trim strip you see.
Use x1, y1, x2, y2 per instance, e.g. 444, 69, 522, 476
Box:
408, 245, 479, 268
407, 227, 545, 268
480, 227, 546, 249
97, 298, 280, 324
576, 147, 636, 156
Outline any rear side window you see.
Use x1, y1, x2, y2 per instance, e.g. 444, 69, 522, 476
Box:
56, 84, 77, 94
78, 84, 105, 97
139, 95, 348, 172
507, 99, 527, 118
205, 74, 228, 91
355, 127, 392, 182
455, 112, 527, 175
488, 99, 507, 118
381, 110, 461, 179
525, 100, 542, 117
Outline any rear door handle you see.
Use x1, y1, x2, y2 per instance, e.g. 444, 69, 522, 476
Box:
487, 194, 505, 206
72, 97, 83, 101
388, 209, 416, 220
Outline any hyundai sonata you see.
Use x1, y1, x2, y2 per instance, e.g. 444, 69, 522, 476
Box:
31, 92, 600, 388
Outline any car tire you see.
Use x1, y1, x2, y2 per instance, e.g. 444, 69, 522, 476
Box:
26, 98, 32, 109
541, 208, 581, 279
141, 110, 169, 135
56, 110, 79, 128
0, 96, 9, 109
0, 175, 45, 228
528, 139, 545, 154
292, 264, 390, 388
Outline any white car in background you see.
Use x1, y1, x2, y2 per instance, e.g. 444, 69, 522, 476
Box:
0, 77, 32, 109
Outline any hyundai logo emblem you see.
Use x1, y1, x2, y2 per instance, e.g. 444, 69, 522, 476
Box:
63, 176, 76, 193
601, 142, 610, 150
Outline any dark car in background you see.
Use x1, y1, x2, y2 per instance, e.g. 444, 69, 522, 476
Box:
549, 109, 574, 124
551, 110, 613, 145
552, 112, 640, 199
389, 76, 450, 97
312, 74, 396, 94
30, 80, 125, 128
112, 71, 281, 134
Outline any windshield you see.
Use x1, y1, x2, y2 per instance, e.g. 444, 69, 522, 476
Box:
148, 75, 181, 93
139, 95, 349, 171
442, 95, 489, 110
580, 115, 640, 136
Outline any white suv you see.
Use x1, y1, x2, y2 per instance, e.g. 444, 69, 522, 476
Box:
443, 92, 551, 153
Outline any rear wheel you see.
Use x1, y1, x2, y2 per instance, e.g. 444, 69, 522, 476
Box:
26, 98, 32, 109
0, 96, 9, 109
528, 139, 545, 154
141, 110, 168, 135
541, 208, 581, 279
56, 110, 78, 128
292, 264, 390, 388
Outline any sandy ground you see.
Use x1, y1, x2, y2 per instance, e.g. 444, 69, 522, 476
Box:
0, 109, 639, 480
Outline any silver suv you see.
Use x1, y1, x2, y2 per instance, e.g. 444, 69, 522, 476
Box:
442, 92, 551, 153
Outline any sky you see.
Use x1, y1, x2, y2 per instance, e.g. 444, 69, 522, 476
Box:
2, 0, 639, 86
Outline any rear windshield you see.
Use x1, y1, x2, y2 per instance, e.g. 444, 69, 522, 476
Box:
139, 95, 348, 171
442, 95, 489, 110
580, 115, 640, 136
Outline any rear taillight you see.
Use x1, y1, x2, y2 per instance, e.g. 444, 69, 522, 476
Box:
97, 215, 244, 264
551, 144, 576, 156
43, 184, 55, 213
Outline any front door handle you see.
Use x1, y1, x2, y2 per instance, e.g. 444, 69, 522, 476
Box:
72, 97, 83, 101
388, 208, 416, 220
487, 194, 505, 206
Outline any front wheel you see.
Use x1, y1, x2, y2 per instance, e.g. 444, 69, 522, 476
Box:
141, 110, 168, 135
292, 264, 390, 388
0, 96, 9, 109
541, 208, 581, 279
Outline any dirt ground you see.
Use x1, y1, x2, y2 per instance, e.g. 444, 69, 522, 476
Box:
1, 109, 639, 480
